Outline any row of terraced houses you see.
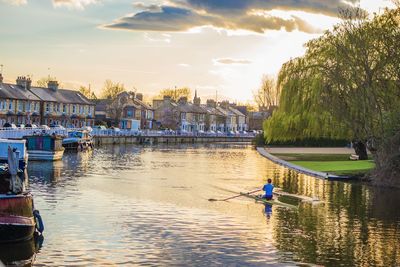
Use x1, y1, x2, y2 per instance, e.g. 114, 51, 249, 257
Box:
97, 91, 251, 133
0, 74, 95, 127
0, 73, 267, 131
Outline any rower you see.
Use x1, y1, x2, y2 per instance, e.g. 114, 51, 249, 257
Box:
262, 178, 274, 200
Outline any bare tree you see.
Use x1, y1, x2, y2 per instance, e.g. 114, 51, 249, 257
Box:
253, 75, 280, 111
79, 85, 97, 99
101, 80, 125, 99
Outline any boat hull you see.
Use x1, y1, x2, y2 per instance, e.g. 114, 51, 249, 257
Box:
0, 194, 36, 243
0, 216, 35, 243
62, 140, 93, 151
28, 149, 64, 161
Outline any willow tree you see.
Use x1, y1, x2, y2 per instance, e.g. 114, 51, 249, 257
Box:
265, 7, 400, 186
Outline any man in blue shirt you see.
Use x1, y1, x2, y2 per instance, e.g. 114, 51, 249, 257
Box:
262, 178, 274, 200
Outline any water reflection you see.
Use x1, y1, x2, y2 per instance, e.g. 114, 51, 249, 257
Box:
0, 234, 43, 267
21, 144, 400, 266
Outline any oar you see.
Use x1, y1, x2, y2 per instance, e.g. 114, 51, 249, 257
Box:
208, 188, 262, 202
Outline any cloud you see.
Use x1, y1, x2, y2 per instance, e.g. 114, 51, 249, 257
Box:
214, 58, 252, 65
104, 2, 322, 33
144, 33, 172, 43
1, 0, 27, 5
52, 0, 98, 9
182, 0, 360, 17
178, 63, 190, 67
2, 0, 98, 9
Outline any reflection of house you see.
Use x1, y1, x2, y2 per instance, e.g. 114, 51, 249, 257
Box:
0, 74, 95, 127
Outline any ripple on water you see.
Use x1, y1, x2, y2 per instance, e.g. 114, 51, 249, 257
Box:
17, 144, 400, 267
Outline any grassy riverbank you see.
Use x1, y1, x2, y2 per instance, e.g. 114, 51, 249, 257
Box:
273, 153, 375, 176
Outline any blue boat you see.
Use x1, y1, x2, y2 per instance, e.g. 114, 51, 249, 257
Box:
0, 139, 27, 170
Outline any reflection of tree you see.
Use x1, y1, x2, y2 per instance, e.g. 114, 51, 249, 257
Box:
270, 179, 400, 266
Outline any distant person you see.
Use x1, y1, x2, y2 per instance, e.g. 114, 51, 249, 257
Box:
262, 178, 274, 200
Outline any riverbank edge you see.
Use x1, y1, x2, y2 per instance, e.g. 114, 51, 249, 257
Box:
256, 147, 350, 180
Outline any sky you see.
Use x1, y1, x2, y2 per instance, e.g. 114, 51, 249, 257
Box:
0, 0, 395, 102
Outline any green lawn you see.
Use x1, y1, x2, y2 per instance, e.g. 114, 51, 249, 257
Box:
272, 153, 375, 175
289, 160, 375, 175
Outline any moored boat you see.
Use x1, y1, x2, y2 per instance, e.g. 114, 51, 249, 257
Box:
0, 148, 43, 243
24, 134, 65, 161
62, 130, 93, 151
0, 194, 36, 243
0, 139, 28, 170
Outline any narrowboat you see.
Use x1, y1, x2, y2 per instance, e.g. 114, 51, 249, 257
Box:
24, 134, 65, 161
0, 194, 36, 243
62, 130, 93, 151
0, 149, 43, 243
0, 139, 28, 170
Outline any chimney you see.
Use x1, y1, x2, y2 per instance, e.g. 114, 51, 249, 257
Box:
16, 76, 28, 88
136, 93, 143, 101
206, 99, 216, 108
178, 96, 187, 105
0, 73, 3, 83
48, 80, 59, 91
26, 77, 32, 90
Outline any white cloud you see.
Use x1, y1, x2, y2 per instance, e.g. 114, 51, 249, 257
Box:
2, 0, 98, 9
1, 0, 27, 5
52, 0, 98, 10
213, 58, 252, 65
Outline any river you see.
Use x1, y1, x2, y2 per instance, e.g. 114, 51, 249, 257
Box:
3, 144, 400, 266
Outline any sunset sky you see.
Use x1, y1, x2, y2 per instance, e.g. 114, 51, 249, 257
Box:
0, 0, 394, 102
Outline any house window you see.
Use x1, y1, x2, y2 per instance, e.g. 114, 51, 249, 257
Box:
73, 105, 76, 113
56, 103, 60, 112
63, 104, 66, 113
26, 101, 30, 112
8, 100, 13, 110
181, 113, 186, 120
18, 101, 23, 111
79, 105, 83, 114
46, 103, 50, 112
34, 102, 38, 111
127, 110, 133, 117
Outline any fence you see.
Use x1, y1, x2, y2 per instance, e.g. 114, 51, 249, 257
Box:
0, 127, 256, 139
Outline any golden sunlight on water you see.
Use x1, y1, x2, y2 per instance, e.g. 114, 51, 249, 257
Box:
5, 144, 398, 266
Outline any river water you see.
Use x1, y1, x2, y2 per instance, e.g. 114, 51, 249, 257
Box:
3, 144, 400, 266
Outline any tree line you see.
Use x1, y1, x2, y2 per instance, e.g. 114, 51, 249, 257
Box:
263, 6, 400, 187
